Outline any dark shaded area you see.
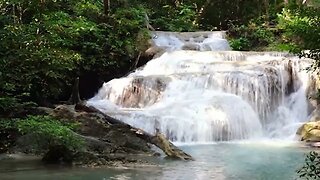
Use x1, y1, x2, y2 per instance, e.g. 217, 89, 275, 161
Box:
42, 145, 73, 164
79, 72, 104, 100
78, 54, 153, 100
0, 128, 19, 153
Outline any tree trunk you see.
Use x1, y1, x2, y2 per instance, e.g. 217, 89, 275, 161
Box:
68, 77, 81, 105
104, 0, 110, 15
263, 0, 270, 23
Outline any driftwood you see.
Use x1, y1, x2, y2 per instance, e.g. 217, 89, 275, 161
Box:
75, 103, 194, 160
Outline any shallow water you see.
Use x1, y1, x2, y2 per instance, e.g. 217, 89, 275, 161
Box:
0, 142, 313, 180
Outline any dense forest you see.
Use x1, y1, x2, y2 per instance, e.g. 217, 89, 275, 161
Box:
0, 0, 320, 174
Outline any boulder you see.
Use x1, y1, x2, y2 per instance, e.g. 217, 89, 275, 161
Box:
297, 121, 320, 142
50, 104, 152, 154
50, 105, 111, 137
49, 104, 193, 162
144, 46, 164, 57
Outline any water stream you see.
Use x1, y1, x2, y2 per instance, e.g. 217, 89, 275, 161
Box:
88, 31, 312, 143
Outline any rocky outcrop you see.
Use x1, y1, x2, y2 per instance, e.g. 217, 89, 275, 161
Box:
50, 104, 152, 155
297, 121, 320, 142
49, 103, 193, 164
297, 86, 320, 144
74, 103, 194, 161
297, 108, 320, 143
306, 71, 320, 113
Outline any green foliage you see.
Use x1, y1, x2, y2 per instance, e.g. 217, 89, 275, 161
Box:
0, 97, 19, 114
0, 116, 83, 153
303, 49, 320, 71
1, 1, 87, 102
17, 116, 83, 151
228, 22, 276, 51
149, 3, 198, 32
297, 151, 320, 179
278, 7, 320, 52
0, 123, 18, 153
0, 0, 148, 104
267, 42, 297, 52
108, 6, 147, 56
0, 119, 15, 129
229, 38, 250, 51
0, 96, 36, 117
278, 6, 320, 70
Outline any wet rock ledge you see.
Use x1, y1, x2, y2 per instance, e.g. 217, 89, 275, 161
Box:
296, 96, 320, 148
4, 103, 193, 167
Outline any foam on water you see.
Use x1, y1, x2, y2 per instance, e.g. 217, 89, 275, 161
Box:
88, 31, 313, 143
151, 31, 231, 51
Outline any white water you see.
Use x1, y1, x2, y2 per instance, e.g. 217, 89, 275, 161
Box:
88, 31, 313, 142
151, 31, 231, 51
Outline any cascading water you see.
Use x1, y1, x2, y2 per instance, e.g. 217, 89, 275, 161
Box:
88, 31, 313, 143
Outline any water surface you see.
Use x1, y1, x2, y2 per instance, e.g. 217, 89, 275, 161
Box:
0, 142, 311, 180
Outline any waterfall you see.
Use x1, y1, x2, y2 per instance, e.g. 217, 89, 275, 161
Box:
88, 31, 313, 142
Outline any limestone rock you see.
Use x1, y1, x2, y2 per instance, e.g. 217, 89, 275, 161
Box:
309, 108, 320, 122
297, 121, 320, 142
48, 104, 193, 163
102, 124, 151, 153
50, 104, 152, 154
50, 105, 110, 137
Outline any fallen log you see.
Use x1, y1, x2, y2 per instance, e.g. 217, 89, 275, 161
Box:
75, 103, 194, 161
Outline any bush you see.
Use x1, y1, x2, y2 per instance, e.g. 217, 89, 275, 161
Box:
297, 151, 320, 179
0, 116, 83, 154
0, 96, 37, 118
228, 22, 276, 51
229, 37, 250, 51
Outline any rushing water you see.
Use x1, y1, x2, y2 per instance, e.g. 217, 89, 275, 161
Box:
0, 142, 313, 180
88, 31, 313, 142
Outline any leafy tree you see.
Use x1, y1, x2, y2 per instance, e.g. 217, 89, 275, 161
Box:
278, 5, 320, 70
0, 0, 148, 105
